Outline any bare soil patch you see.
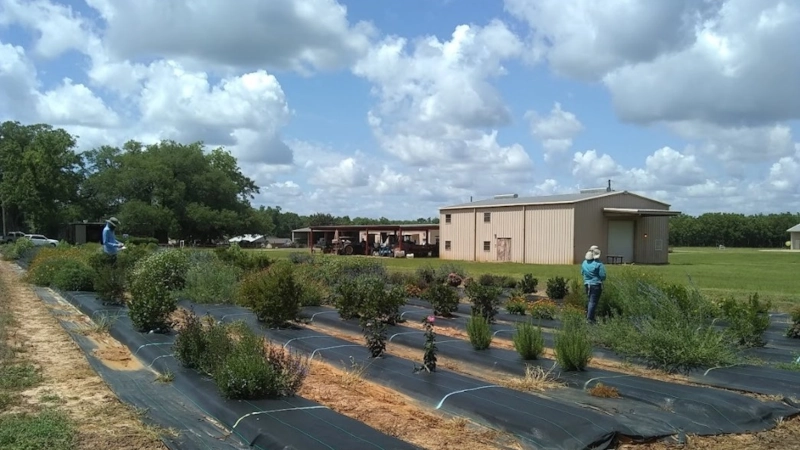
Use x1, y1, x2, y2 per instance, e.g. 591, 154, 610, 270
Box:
298, 358, 522, 450
0, 261, 166, 450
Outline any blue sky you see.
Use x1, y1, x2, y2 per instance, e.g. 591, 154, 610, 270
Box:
1, 0, 798, 219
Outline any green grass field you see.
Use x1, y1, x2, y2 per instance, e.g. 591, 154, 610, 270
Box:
260, 247, 800, 309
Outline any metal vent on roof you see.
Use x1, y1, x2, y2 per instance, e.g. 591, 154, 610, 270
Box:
493, 194, 519, 199
579, 188, 607, 194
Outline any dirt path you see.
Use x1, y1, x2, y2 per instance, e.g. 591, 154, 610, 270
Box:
0, 261, 166, 450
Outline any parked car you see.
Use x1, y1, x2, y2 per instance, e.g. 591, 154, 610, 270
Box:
1, 231, 26, 244
24, 234, 59, 247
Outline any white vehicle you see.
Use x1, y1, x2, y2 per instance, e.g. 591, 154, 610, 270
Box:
24, 234, 59, 247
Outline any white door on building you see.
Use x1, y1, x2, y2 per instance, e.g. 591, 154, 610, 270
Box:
795, 240, 800, 250
607, 221, 635, 263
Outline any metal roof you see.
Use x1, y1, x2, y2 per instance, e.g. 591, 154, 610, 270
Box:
440, 190, 669, 211
603, 208, 682, 217
788, 223, 800, 232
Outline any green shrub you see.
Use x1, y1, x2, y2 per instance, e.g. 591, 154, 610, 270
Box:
513, 320, 544, 360
122, 236, 159, 246
562, 279, 586, 312
466, 314, 493, 350
465, 282, 503, 323
415, 265, 437, 285
1, 238, 34, 261
293, 263, 329, 307
236, 262, 301, 328
128, 249, 190, 332
214, 243, 272, 275
719, 293, 771, 347
435, 263, 467, 283
421, 283, 460, 316
518, 274, 538, 294
331, 275, 363, 320
505, 295, 528, 315
477, 273, 515, 288
173, 314, 309, 400
182, 256, 241, 304
358, 275, 407, 324
528, 299, 559, 320
288, 252, 314, 265
387, 271, 413, 286
592, 279, 734, 373
554, 310, 592, 371
788, 307, 800, 339
50, 260, 95, 291
545, 276, 568, 300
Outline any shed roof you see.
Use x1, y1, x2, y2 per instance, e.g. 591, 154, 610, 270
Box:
440, 190, 670, 211
788, 223, 800, 233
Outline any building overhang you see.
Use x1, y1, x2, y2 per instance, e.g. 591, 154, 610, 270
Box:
603, 208, 682, 218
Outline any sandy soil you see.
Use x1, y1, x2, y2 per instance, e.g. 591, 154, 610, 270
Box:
0, 261, 166, 450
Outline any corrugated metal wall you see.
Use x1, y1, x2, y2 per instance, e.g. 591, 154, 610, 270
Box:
439, 210, 475, 261
573, 193, 671, 264
474, 207, 525, 262
524, 205, 575, 264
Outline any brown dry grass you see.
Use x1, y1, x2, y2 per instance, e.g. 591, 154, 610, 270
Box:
587, 382, 620, 398
0, 261, 167, 450
298, 358, 523, 450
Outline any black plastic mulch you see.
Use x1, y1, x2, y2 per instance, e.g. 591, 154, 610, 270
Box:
53, 291, 419, 450
184, 302, 621, 450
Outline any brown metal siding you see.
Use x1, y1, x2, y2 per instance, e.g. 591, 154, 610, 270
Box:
473, 207, 525, 262
573, 192, 671, 264
524, 206, 575, 264
439, 210, 475, 261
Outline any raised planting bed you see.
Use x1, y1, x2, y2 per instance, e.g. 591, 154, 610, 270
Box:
56, 291, 420, 450
394, 303, 800, 399
182, 302, 625, 450
301, 304, 800, 439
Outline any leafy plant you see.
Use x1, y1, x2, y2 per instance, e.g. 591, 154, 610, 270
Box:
505, 295, 528, 315
787, 306, 800, 339
421, 282, 460, 316
236, 261, 301, 328
719, 293, 771, 347
466, 314, 493, 350
128, 249, 190, 332
173, 309, 212, 371
360, 276, 406, 325
562, 279, 586, 312
214, 243, 272, 275
513, 320, 544, 360
414, 316, 437, 373
554, 309, 592, 371
360, 317, 387, 358
465, 282, 503, 323
545, 276, 569, 300
477, 273, 515, 288
446, 272, 463, 287
213, 326, 283, 400
435, 263, 467, 283
182, 255, 241, 304
518, 274, 538, 294
415, 265, 437, 286
528, 299, 559, 321
50, 260, 95, 291
0, 238, 34, 261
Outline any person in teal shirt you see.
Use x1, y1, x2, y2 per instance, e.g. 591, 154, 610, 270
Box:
581, 249, 607, 323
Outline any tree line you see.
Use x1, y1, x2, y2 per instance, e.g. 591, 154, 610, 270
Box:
0, 121, 437, 241
669, 213, 800, 248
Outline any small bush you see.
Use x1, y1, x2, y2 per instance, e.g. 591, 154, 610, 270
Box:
128, 249, 190, 332
1, 238, 34, 261
173, 313, 309, 400
421, 283, 460, 316
435, 263, 467, 283
420, 316, 437, 372
236, 262, 301, 328
513, 321, 544, 360
50, 260, 95, 291
387, 271, 414, 287
415, 265, 437, 285
787, 307, 800, 339
466, 282, 503, 323
360, 276, 407, 325
214, 243, 272, 275
554, 310, 592, 371
466, 314, 493, 350
562, 279, 586, 312
546, 276, 568, 300
518, 274, 538, 294
288, 252, 314, 265
332, 275, 364, 320
719, 293, 771, 347
505, 295, 528, 315
528, 299, 559, 321
477, 273, 515, 288
360, 317, 387, 358
446, 272, 463, 287
182, 256, 241, 304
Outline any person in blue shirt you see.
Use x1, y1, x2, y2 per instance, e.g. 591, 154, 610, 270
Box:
581, 249, 607, 324
102, 217, 124, 263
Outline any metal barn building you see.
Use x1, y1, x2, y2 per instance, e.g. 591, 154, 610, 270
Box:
438, 190, 681, 265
